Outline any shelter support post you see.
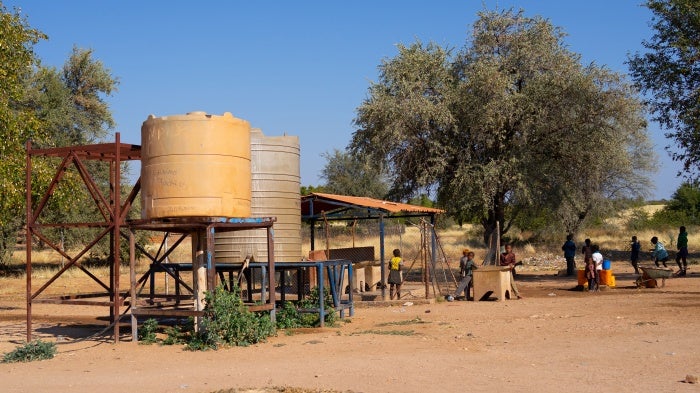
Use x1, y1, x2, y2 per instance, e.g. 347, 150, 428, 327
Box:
379, 213, 386, 300
25, 141, 33, 342
129, 229, 137, 342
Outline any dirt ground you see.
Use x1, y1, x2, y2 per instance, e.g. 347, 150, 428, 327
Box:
1, 261, 699, 393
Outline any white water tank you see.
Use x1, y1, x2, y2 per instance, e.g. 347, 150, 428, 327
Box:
215, 128, 301, 262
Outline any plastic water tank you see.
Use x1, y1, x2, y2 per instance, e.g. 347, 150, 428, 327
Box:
141, 111, 251, 219
215, 128, 301, 262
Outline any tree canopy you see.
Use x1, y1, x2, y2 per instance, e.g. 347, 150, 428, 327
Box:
320, 149, 389, 199
0, 4, 120, 263
628, 0, 700, 177
0, 4, 47, 263
351, 9, 655, 242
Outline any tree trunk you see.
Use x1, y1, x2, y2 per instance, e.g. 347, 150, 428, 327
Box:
481, 192, 506, 245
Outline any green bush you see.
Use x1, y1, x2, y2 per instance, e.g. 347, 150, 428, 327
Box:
2, 340, 57, 363
196, 285, 275, 348
276, 301, 302, 329
138, 318, 159, 344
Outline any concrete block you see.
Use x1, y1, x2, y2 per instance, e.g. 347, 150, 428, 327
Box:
473, 266, 512, 301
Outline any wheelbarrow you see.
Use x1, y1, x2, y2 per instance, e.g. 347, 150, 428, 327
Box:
636, 266, 674, 288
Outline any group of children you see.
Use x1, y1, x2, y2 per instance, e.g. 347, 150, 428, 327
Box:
630, 226, 689, 276
387, 226, 691, 301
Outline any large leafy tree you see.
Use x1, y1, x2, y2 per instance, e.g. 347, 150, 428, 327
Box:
0, 4, 48, 263
320, 149, 389, 199
23, 48, 120, 255
628, 0, 700, 176
352, 9, 655, 242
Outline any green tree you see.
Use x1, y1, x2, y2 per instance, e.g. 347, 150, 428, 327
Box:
320, 149, 389, 199
352, 9, 655, 243
627, 0, 700, 176
23, 48, 122, 259
0, 4, 48, 264
300, 184, 326, 196
664, 182, 700, 223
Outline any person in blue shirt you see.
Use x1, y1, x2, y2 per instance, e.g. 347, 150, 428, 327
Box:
650, 236, 669, 268
561, 234, 577, 276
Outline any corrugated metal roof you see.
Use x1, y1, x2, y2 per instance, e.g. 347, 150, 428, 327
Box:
302, 192, 444, 216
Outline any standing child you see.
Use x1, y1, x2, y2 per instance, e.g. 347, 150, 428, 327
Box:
581, 238, 593, 266
650, 236, 669, 268
453, 249, 477, 300
676, 226, 688, 276
388, 248, 403, 300
630, 236, 641, 275
500, 244, 523, 299
562, 234, 577, 276
585, 258, 596, 292
591, 245, 603, 291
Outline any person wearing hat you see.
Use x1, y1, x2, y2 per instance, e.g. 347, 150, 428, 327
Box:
453, 248, 477, 300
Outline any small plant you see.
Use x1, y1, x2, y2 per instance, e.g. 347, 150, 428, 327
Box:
138, 318, 159, 344
353, 329, 416, 336
2, 340, 57, 363
197, 285, 275, 348
376, 317, 429, 327
162, 325, 185, 345
298, 286, 337, 327
276, 301, 302, 329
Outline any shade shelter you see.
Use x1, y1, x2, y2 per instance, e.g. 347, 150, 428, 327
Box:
300, 192, 444, 299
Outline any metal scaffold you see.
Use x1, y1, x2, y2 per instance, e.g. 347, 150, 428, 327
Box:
25, 133, 141, 342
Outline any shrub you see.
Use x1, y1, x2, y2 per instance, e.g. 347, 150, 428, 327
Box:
196, 285, 275, 348
2, 340, 57, 363
138, 318, 159, 344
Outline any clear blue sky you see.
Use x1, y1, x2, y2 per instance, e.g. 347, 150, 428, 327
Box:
6, 0, 682, 200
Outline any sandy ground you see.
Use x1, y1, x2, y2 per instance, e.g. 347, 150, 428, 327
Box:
1, 262, 699, 393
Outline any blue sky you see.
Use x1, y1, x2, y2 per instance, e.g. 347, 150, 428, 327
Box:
6, 0, 682, 200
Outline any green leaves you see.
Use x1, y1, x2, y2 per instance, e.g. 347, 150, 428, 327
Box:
628, 0, 700, 176
352, 8, 654, 240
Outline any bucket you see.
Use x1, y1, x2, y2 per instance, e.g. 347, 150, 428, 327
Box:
577, 270, 587, 286
599, 270, 613, 286
603, 259, 611, 270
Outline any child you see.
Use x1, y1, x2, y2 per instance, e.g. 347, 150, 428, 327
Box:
591, 245, 603, 291
500, 244, 523, 299
650, 236, 669, 268
630, 236, 641, 275
453, 249, 477, 300
581, 238, 593, 266
676, 226, 688, 276
388, 248, 403, 300
585, 258, 596, 292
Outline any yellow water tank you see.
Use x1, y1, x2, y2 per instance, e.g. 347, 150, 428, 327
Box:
141, 111, 251, 219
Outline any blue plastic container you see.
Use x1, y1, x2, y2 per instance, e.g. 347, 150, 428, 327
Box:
603, 259, 611, 270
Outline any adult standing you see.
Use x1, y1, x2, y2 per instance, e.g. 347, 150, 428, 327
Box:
562, 234, 577, 276
676, 226, 689, 276
500, 244, 523, 299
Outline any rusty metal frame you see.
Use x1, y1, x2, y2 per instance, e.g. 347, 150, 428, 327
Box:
25, 133, 141, 343
127, 217, 277, 341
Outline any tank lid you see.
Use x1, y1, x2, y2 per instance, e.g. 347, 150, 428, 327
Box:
142, 111, 242, 124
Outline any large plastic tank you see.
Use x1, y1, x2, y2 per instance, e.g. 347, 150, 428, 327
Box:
141, 111, 251, 219
215, 128, 301, 262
